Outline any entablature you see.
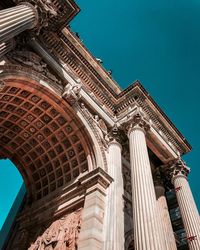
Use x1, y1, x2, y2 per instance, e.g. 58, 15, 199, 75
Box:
0, 0, 191, 162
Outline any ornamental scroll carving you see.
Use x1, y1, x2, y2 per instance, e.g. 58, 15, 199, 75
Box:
28, 210, 82, 250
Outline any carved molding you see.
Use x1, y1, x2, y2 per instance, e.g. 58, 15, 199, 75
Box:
78, 102, 108, 169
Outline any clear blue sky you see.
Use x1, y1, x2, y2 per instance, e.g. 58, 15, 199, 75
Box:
0, 0, 200, 228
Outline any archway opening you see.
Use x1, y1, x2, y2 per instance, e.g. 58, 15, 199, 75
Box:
0, 77, 95, 203
0, 159, 26, 249
0, 159, 25, 229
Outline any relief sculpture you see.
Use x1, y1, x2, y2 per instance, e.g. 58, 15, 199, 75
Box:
28, 210, 81, 250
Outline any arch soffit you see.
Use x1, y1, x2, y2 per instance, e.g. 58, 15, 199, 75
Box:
0, 70, 107, 201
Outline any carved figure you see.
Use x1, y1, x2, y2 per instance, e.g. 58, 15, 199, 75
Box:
62, 82, 82, 105
93, 115, 109, 146
29, 238, 41, 250
7, 50, 46, 71
28, 210, 82, 250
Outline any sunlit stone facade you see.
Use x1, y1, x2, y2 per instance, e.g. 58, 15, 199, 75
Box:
0, 1, 199, 249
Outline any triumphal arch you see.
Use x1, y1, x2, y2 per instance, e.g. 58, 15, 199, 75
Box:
0, 0, 199, 249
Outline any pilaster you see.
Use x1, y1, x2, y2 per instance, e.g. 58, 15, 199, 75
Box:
78, 168, 112, 250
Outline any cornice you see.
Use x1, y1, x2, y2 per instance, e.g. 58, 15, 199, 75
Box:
28, 31, 191, 156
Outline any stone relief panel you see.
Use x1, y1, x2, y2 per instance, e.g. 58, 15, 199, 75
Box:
6, 50, 61, 85
28, 209, 82, 250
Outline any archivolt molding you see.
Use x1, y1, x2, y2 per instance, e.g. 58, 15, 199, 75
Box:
75, 102, 108, 171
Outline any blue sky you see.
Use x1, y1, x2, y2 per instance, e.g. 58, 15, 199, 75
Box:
0, 0, 200, 228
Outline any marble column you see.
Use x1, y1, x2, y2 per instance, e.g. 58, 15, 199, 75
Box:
170, 160, 200, 250
104, 138, 124, 250
0, 4, 38, 43
128, 113, 164, 250
0, 39, 15, 58
154, 174, 177, 250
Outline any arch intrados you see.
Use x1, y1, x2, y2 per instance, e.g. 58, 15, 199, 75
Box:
0, 75, 96, 202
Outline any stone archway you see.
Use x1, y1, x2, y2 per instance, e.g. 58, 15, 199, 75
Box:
0, 73, 112, 249
0, 76, 94, 202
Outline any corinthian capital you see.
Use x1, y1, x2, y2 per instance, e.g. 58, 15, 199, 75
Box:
124, 108, 151, 136
167, 158, 190, 183
14, 0, 58, 31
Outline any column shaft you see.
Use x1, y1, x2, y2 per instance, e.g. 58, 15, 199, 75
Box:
104, 140, 124, 250
0, 39, 15, 58
155, 186, 177, 250
174, 176, 200, 250
0, 4, 37, 43
129, 127, 163, 250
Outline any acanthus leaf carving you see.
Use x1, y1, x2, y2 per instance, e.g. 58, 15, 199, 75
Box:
164, 157, 190, 184
123, 107, 151, 136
